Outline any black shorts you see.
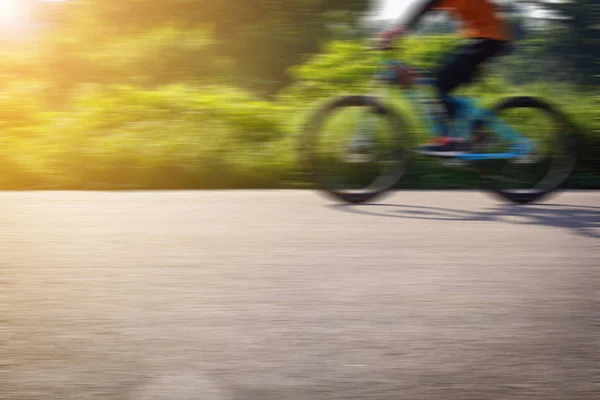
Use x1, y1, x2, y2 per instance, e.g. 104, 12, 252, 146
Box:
437, 38, 507, 94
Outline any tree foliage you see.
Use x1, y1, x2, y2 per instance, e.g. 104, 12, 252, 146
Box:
32, 0, 370, 94
517, 0, 600, 85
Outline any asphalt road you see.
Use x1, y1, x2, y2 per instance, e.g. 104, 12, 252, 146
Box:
1, 191, 598, 400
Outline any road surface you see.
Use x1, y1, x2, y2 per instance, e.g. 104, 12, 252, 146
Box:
1, 191, 598, 400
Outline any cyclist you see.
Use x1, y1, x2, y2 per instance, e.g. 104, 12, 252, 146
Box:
379, 0, 511, 155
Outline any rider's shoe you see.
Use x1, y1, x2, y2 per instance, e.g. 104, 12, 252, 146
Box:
414, 137, 470, 157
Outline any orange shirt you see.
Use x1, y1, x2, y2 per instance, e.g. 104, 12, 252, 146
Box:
434, 0, 510, 41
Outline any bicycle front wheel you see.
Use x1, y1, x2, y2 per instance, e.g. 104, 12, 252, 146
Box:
300, 95, 411, 204
474, 97, 578, 204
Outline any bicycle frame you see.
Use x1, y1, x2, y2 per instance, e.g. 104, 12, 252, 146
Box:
375, 53, 535, 161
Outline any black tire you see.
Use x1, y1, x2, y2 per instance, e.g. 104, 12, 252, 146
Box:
473, 97, 578, 204
300, 95, 411, 204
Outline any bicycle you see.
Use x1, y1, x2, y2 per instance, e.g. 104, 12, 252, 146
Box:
299, 40, 578, 205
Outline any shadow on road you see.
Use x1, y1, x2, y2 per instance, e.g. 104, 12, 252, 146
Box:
330, 203, 600, 239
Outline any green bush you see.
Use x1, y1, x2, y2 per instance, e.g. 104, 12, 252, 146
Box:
282, 38, 600, 189
280, 36, 460, 105
0, 85, 298, 189
0, 36, 597, 190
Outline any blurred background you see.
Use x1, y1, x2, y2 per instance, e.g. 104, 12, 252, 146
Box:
0, 0, 597, 189
1, 3, 599, 400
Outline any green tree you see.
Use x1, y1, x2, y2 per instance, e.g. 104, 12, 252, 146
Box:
519, 0, 600, 85
34, 0, 371, 94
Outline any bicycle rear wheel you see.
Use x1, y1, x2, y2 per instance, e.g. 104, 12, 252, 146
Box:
300, 95, 411, 204
474, 97, 578, 204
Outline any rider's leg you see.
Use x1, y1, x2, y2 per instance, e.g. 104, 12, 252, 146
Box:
437, 38, 507, 121
416, 38, 507, 155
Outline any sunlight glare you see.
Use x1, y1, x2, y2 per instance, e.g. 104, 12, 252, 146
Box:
0, 0, 27, 30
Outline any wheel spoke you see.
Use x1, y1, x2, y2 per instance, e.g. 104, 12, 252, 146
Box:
302, 96, 410, 203
473, 98, 576, 203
